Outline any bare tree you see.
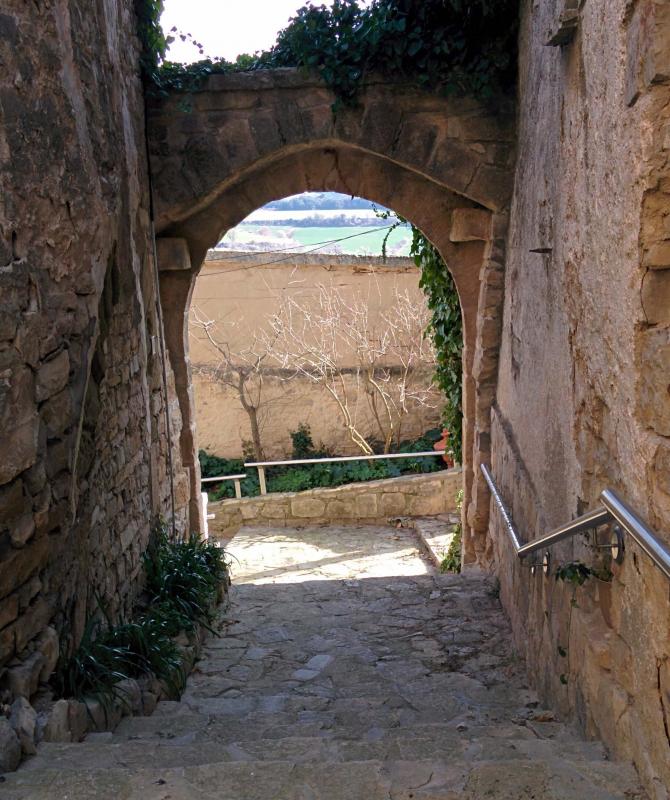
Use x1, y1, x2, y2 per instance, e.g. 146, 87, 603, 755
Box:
259, 284, 439, 454
190, 307, 276, 460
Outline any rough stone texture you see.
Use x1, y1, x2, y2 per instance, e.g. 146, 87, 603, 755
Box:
0, 717, 21, 773
0, 523, 645, 798
0, 1, 189, 703
411, 514, 461, 568
148, 71, 517, 560
10, 696, 37, 755
491, 1, 670, 796
209, 470, 461, 540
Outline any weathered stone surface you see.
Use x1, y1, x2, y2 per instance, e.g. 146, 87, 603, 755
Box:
10, 696, 37, 755
0, 369, 39, 484
491, 1, 670, 794
115, 679, 143, 716
36, 626, 59, 683
42, 699, 71, 743
10, 514, 35, 548
290, 498, 326, 518
643, 241, 670, 269
156, 238, 191, 272
0, 0, 191, 697
35, 350, 69, 403
5, 650, 45, 699
641, 270, 670, 324
637, 328, 670, 437
450, 208, 492, 242
0, 524, 645, 798
379, 492, 407, 516
67, 700, 88, 744
0, 480, 28, 523
353, 493, 378, 518
0, 718, 21, 772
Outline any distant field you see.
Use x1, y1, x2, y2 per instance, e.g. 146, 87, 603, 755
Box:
221, 224, 412, 257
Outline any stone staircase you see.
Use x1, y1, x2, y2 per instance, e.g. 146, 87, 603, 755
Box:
2, 524, 646, 799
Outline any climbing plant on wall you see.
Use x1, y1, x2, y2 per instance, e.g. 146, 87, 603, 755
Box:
411, 229, 463, 464
135, 0, 519, 102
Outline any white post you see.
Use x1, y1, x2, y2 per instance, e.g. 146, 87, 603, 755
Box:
258, 466, 267, 495
201, 492, 210, 539
234, 478, 242, 499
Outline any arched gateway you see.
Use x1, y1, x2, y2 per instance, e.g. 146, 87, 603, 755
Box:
147, 68, 516, 568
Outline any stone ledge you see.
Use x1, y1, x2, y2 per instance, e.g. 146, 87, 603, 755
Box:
209, 469, 462, 540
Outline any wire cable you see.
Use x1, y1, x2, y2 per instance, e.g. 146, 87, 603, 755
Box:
201, 225, 408, 276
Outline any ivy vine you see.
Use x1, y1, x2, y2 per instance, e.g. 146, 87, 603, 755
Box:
412, 229, 463, 464
135, 0, 519, 103
377, 212, 463, 462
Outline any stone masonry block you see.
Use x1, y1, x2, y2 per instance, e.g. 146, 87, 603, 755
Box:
291, 498, 326, 518
354, 494, 379, 518
35, 350, 69, 403
450, 208, 492, 242
240, 503, 262, 521
380, 492, 407, 516
326, 499, 356, 518
641, 270, 670, 324
637, 328, 670, 436
643, 242, 670, 269
156, 238, 191, 272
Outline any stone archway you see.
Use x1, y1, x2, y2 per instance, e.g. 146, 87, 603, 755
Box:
147, 69, 515, 568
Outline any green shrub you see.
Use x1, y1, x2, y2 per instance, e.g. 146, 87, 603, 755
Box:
440, 488, 463, 573
290, 423, 332, 460
144, 524, 230, 634
53, 523, 229, 708
53, 611, 184, 711
200, 427, 446, 500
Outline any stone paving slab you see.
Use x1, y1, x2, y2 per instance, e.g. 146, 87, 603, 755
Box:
411, 514, 461, 567
1, 522, 646, 799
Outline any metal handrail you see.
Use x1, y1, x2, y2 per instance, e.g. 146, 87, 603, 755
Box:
246, 450, 449, 495
481, 463, 670, 580
601, 489, 670, 580
201, 474, 247, 483
201, 473, 247, 499
245, 450, 446, 468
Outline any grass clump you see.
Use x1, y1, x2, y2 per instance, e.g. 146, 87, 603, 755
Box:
440, 489, 463, 574
144, 524, 230, 635
53, 610, 184, 711
53, 523, 229, 710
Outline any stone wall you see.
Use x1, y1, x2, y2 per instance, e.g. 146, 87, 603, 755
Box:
208, 469, 461, 541
190, 252, 440, 459
491, 1, 670, 794
0, 1, 188, 703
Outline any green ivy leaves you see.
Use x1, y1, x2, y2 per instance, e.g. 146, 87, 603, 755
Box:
411, 229, 463, 464
135, 0, 519, 102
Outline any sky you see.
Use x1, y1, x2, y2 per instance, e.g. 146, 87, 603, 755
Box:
161, 0, 318, 63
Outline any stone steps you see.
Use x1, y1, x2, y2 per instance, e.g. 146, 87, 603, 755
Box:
3, 758, 645, 800
22, 727, 614, 771
0, 523, 648, 799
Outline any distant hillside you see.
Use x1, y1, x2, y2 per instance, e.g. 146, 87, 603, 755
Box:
264, 192, 389, 212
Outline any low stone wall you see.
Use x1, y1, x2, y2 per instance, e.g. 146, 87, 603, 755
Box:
209, 469, 462, 540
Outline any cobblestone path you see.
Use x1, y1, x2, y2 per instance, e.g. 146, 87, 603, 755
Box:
4, 524, 646, 799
